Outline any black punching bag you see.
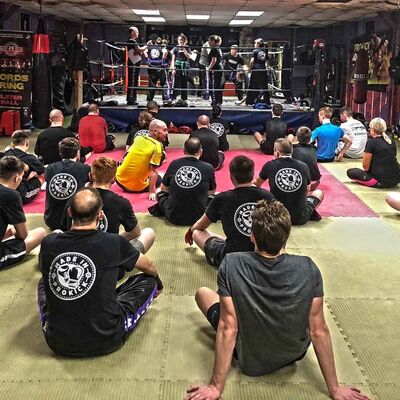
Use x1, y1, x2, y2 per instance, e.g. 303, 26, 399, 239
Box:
32, 17, 52, 128
353, 49, 368, 104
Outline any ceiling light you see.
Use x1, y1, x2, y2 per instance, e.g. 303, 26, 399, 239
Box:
142, 17, 166, 22
229, 19, 254, 25
186, 15, 210, 20
236, 11, 264, 17
132, 9, 160, 15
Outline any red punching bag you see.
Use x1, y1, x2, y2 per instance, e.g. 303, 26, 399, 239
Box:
353, 49, 368, 104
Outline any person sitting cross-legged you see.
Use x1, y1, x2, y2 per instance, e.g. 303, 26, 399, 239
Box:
255, 138, 324, 225
185, 155, 274, 268
153, 137, 216, 226
38, 187, 163, 357
62, 157, 155, 253
185, 200, 369, 400
0, 156, 46, 271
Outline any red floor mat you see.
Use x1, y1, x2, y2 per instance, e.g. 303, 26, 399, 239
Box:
24, 148, 377, 218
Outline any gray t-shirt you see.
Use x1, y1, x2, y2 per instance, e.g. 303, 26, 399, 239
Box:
217, 252, 324, 376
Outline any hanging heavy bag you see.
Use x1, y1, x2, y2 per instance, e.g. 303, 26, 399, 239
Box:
353, 49, 368, 104
32, 16, 52, 129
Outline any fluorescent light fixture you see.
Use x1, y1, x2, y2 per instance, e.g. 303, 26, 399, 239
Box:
186, 14, 210, 20
142, 17, 166, 22
236, 11, 264, 17
229, 19, 254, 25
132, 9, 160, 15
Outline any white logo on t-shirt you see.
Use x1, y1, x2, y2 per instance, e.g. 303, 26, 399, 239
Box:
275, 168, 303, 192
150, 48, 161, 59
97, 213, 108, 232
257, 51, 266, 61
175, 166, 202, 188
49, 173, 78, 200
134, 129, 150, 138
234, 202, 257, 236
210, 122, 225, 137
49, 252, 96, 301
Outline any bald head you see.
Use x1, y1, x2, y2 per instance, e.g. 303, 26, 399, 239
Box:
197, 115, 210, 128
69, 188, 103, 226
49, 109, 64, 126
149, 119, 168, 143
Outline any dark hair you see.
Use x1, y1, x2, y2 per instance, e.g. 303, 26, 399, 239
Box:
91, 157, 117, 184
11, 130, 29, 146
69, 187, 103, 225
59, 137, 80, 159
274, 138, 293, 155
178, 33, 188, 43
252, 200, 291, 255
229, 155, 254, 184
272, 103, 283, 116
146, 100, 159, 111
0, 156, 25, 180
138, 111, 153, 128
211, 105, 222, 118
296, 126, 312, 144
184, 137, 202, 155
339, 106, 353, 117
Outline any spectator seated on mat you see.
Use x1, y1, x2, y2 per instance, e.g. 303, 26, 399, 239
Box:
38, 187, 163, 357
147, 100, 172, 132
78, 103, 115, 153
292, 127, 321, 191
4, 130, 45, 205
0, 156, 46, 271
209, 105, 230, 152
185, 155, 274, 268
61, 157, 155, 254
338, 106, 368, 159
190, 115, 225, 171
116, 119, 168, 201
126, 111, 153, 152
311, 106, 352, 163
44, 138, 90, 231
255, 138, 324, 225
35, 109, 92, 165
152, 137, 216, 226
253, 103, 289, 155
347, 117, 400, 188
185, 200, 369, 400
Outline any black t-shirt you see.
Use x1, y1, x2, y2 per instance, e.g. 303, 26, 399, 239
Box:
44, 160, 91, 230
126, 126, 150, 147
162, 157, 216, 225
0, 184, 26, 242
61, 188, 138, 234
210, 117, 230, 152
206, 186, 275, 253
127, 38, 139, 66
190, 128, 220, 168
172, 46, 191, 63
208, 47, 223, 70
364, 136, 400, 186
150, 111, 171, 130
223, 53, 245, 72
260, 117, 288, 155
252, 48, 269, 69
4, 147, 45, 198
39, 229, 140, 356
34, 126, 76, 165
147, 44, 163, 66
292, 144, 321, 182
259, 157, 311, 225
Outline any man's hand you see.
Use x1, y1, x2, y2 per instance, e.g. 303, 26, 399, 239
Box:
149, 192, 157, 201
336, 152, 345, 161
331, 386, 369, 400
185, 385, 220, 400
184, 227, 193, 245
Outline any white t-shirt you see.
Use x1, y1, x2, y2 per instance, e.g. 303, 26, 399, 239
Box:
340, 118, 368, 158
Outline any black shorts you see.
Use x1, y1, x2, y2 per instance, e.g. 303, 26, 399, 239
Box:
105, 134, 116, 151
204, 236, 226, 268
259, 139, 274, 155
0, 237, 26, 270
293, 196, 321, 225
19, 177, 41, 205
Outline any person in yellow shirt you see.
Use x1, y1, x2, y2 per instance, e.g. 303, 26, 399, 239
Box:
116, 119, 168, 200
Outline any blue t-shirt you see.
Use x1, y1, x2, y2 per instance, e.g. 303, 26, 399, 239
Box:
311, 123, 344, 161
